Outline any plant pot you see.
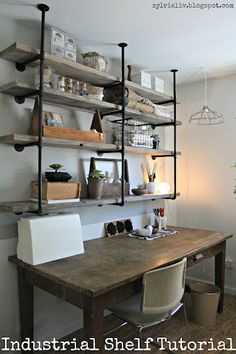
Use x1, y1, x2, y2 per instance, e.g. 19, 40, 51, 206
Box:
146, 182, 156, 194
88, 177, 104, 199
45, 171, 72, 183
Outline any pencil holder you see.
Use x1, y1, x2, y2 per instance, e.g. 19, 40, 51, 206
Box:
146, 182, 156, 194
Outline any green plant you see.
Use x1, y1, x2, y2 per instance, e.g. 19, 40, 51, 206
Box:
89, 169, 105, 179
49, 163, 63, 173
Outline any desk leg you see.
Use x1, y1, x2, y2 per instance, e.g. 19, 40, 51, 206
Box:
215, 241, 226, 313
83, 295, 104, 353
18, 268, 34, 352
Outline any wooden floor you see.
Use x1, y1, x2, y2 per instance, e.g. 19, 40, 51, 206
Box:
48, 294, 236, 353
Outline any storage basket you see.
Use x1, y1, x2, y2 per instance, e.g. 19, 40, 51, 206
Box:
110, 119, 160, 149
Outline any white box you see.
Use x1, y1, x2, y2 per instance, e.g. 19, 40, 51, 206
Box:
141, 71, 151, 88
65, 35, 77, 51
65, 48, 76, 62
133, 70, 152, 88
51, 27, 65, 47
17, 214, 84, 265
154, 76, 165, 93
51, 44, 65, 57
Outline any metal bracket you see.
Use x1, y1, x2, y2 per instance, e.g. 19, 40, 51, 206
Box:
101, 109, 122, 118
151, 154, 175, 160
157, 99, 175, 106
15, 90, 39, 104
151, 122, 175, 129
103, 81, 121, 89
37, 3, 50, 12
14, 142, 38, 152
15, 54, 41, 72
96, 149, 122, 157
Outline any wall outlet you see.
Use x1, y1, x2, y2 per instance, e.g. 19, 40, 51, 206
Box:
225, 257, 233, 268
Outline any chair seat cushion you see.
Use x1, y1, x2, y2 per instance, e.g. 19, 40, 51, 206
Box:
109, 293, 182, 328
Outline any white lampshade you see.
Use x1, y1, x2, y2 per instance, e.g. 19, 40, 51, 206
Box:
158, 182, 170, 194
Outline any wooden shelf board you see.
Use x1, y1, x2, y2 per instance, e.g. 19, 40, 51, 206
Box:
0, 42, 118, 87
0, 134, 180, 156
0, 42, 179, 102
0, 81, 181, 125
124, 107, 181, 125
0, 193, 180, 213
0, 81, 118, 113
125, 80, 174, 104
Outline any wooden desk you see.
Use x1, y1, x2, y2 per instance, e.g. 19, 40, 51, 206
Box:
9, 226, 232, 353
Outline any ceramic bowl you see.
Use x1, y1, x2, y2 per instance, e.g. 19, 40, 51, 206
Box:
131, 188, 147, 196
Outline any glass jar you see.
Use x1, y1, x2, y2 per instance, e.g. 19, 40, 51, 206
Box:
79, 82, 88, 96
57, 76, 66, 92
65, 78, 73, 94
73, 80, 80, 95
35, 66, 53, 89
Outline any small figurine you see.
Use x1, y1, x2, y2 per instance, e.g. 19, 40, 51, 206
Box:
153, 208, 160, 229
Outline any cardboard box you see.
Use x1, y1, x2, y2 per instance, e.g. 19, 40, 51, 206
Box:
31, 181, 81, 200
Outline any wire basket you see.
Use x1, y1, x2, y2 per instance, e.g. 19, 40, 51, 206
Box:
110, 119, 160, 149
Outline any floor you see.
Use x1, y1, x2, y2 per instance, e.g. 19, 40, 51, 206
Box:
47, 293, 236, 353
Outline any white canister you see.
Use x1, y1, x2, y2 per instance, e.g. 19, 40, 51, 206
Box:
146, 182, 156, 194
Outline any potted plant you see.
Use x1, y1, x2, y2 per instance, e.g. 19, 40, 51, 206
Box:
45, 163, 72, 183
88, 169, 105, 199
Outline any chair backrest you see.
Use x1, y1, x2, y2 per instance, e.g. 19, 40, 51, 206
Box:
141, 257, 187, 314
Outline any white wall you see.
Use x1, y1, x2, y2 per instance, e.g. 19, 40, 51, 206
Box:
0, 15, 166, 343
175, 74, 236, 294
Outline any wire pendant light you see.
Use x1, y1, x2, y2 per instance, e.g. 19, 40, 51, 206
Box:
189, 71, 224, 125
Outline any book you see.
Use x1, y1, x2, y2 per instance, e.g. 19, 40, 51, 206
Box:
30, 198, 80, 204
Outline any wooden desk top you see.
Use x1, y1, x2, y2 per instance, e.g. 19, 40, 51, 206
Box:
9, 226, 232, 297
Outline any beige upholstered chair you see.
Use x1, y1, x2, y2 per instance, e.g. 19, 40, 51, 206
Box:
108, 258, 188, 348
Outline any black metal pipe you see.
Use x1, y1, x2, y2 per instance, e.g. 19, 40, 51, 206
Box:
171, 69, 178, 200
103, 81, 121, 89
101, 109, 122, 117
16, 54, 41, 72
37, 4, 49, 215
118, 43, 127, 207
151, 154, 175, 160
97, 149, 122, 156
157, 99, 175, 106
151, 122, 175, 129
14, 142, 38, 152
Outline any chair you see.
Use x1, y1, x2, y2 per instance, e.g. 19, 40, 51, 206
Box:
107, 257, 188, 350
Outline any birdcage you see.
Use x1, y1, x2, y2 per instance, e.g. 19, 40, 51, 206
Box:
110, 119, 160, 149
